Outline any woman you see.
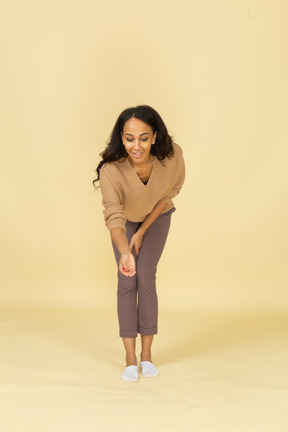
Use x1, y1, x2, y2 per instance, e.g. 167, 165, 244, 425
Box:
93, 105, 185, 382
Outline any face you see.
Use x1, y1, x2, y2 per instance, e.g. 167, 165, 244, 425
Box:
121, 118, 157, 165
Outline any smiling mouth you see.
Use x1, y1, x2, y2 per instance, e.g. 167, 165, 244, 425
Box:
132, 152, 144, 158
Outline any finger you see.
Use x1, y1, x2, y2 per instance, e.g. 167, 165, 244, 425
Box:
129, 240, 134, 252
128, 264, 136, 276
125, 268, 135, 277
119, 264, 135, 277
129, 235, 135, 249
119, 263, 127, 275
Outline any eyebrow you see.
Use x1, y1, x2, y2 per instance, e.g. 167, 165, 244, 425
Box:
124, 132, 149, 137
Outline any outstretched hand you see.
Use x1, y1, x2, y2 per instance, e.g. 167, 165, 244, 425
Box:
119, 252, 136, 277
129, 231, 143, 256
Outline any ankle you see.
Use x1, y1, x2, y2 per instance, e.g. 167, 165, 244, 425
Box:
140, 351, 152, 363
126, 355, 137, 367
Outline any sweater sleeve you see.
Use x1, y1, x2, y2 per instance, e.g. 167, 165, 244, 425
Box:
99, 165, 127, 232
162, 145, 186, 205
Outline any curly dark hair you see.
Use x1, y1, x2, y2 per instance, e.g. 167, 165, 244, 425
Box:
92, 105, 174, 188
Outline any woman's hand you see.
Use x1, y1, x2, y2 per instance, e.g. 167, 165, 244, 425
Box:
119, 252, 136, 277
129, 231, 144, 256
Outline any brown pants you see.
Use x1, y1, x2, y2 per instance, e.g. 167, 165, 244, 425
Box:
112, 207, 175, 338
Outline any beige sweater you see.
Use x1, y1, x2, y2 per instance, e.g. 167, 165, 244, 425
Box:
99, 142, 185, 231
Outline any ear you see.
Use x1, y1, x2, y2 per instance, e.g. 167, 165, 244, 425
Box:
152, 131, 157, 144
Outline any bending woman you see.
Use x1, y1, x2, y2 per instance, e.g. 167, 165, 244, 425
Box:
93, 105, 185, 382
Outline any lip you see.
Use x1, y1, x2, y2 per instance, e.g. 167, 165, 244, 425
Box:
132, 152, 144, 158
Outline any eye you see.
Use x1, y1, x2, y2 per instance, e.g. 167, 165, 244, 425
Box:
141, 138, 148, 142
126, 138, 133, 142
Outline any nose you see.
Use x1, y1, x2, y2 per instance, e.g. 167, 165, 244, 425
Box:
133, 139, 141, 149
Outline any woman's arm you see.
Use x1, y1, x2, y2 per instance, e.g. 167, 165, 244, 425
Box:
129, 199, 168, 255
110, 227, 136, 277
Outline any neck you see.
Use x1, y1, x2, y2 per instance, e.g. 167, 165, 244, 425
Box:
128, 154, 155, 170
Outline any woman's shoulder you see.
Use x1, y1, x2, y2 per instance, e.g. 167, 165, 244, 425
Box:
172, 142, 183, 157
100, 158, 128, 179
164, 142, 183, 166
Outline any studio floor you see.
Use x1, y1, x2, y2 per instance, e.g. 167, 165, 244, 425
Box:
0, 308, 287, 432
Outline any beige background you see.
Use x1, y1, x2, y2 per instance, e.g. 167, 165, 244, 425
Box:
1, 1, 288, 431
1, 0, 287, 312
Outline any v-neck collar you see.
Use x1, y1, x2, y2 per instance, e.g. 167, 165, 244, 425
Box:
124, 157, 157, 186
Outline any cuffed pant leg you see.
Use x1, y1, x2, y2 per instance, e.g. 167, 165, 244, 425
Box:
136, 208, 175, 335
112, 221, 140, 338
